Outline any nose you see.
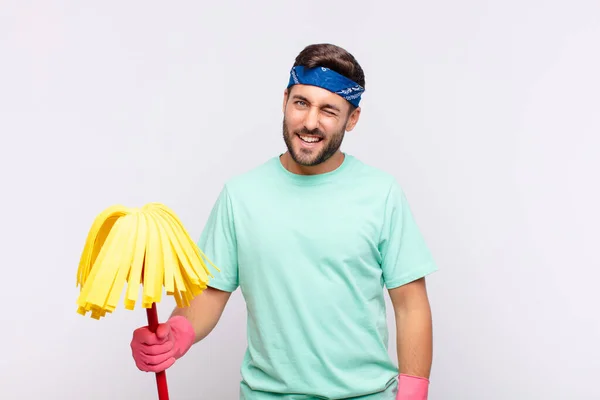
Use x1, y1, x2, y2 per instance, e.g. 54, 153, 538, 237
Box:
302, 106, 320, 131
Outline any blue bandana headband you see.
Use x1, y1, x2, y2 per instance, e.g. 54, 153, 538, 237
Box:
287, 65, 365, 107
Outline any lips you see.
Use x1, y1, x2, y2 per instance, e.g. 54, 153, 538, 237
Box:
297, 133, 324, 144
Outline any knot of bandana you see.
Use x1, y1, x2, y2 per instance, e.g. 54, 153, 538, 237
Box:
287, 65, 365, 107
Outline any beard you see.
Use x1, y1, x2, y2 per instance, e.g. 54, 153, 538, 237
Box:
282, 117, 346, 167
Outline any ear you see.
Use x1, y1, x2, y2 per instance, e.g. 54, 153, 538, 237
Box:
345, 107, 361, 132
282, 88, 290, 114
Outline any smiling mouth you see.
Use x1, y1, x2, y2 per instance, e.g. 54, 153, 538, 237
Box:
297, 133, 323, 143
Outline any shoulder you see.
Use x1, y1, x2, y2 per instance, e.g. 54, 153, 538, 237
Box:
221, 156, 280, 195
346, 154, 403, 196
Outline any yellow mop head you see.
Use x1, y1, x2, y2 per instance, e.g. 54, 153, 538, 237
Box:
75, 202, 219, 320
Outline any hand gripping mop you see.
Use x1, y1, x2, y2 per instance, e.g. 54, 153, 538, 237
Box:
75, 203, 219, 400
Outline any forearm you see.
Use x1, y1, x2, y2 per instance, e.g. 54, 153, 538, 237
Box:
170, 286, 231, 343
394, 299, 433, 378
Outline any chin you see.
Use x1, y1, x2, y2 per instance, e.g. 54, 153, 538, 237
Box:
289, 150, 318, 166
292, 147, 332, 167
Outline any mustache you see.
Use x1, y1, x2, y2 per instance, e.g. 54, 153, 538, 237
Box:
294, 127, 325, 139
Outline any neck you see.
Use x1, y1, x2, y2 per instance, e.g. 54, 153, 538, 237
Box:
280, 151, 345, 175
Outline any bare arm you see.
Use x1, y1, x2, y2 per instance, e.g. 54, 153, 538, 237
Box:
388, 277, 433, 379
170, 286, 232, 344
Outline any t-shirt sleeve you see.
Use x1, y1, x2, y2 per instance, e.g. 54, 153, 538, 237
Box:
197, 184, 239, 292
379, 180, 438, 289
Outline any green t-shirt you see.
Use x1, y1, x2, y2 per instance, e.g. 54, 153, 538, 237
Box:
197, 154, 437, 399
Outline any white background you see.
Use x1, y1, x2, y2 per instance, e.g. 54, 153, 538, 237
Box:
1, 1, 599, 399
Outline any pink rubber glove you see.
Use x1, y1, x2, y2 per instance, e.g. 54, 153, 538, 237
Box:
396, 374, 430, 400
130, 315, 195, 373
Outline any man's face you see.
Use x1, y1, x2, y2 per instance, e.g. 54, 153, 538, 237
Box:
282, 84, 359, 167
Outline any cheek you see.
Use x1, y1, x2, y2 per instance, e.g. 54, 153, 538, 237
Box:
321, 118, 344, 134
285, 112, 304, 131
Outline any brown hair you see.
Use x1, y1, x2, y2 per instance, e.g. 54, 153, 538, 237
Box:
292, 43, 366, 89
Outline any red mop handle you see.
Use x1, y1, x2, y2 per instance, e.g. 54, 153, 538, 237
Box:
146, 302, 170, 400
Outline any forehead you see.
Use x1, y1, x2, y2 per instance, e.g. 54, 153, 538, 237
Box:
288, 84, 349, 110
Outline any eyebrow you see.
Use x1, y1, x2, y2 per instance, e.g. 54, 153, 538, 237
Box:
292, 94, 342, 113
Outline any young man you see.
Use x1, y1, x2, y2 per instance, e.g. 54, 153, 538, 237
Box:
131, 43, 437, 400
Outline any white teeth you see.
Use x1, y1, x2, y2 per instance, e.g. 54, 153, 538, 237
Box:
299, 135, 320, 143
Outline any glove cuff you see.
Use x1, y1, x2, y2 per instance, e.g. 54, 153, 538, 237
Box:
396, 373, 429, 400
168, 315, 196, 359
